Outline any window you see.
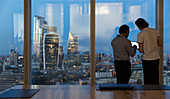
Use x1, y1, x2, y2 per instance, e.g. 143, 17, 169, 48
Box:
0, 0, 24, 91
0, 0, 164, 89
164, 0, 170, 85
95, 0, 155, 84
31, 0, 90, 85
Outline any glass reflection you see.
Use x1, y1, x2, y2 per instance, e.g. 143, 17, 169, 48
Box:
31, 0, 157, 85
96, 0, 155, 84
0, 0, 24, 91
164, 0, 170, 85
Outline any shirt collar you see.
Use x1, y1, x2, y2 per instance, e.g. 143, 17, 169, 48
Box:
143, 27, 149, 31
117, 35, 125, 37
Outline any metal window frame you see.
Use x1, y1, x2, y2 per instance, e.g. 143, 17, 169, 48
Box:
24, 0, 32, 86
156, 0, 164, 85
90, 0, 96, 87
24, 0, 164, 86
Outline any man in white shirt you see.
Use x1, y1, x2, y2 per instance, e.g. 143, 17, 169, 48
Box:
135, 18, 162, 85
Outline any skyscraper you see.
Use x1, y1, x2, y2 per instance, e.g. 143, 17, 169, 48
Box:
43, 32, 59, 70
67, 31, 79, 55
59, 46, 64, 70
73, 36, 78, 54
9, 49, 18, 65
82, 51, 89, 63
33, 16, 47, 63
47, 26, 57, 33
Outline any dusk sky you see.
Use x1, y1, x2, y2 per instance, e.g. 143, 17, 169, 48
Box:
0, 0, 170, 56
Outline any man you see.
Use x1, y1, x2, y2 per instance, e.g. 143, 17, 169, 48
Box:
135, 18, 162, 85
111, 24, 137, 84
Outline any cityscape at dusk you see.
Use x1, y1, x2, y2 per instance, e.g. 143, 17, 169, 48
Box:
0, 0, 170, 92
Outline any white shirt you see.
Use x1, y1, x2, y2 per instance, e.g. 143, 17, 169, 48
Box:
137, 27, 160, 60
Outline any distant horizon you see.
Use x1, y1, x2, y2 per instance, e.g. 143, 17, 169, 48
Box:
0, 49, 170, 57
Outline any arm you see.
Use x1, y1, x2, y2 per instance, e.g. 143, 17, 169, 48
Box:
138, 43, 144, 53
156, 30, 162, 47
137, 33, 143, 53
157, 36, 162, 47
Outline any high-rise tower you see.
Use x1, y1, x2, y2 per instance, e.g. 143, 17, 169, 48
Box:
9, 49, 18, 65
43, 32, 59, 70
33, 16, 47, 63
67, 31, 78, 55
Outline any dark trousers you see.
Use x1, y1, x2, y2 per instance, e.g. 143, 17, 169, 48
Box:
114, 60, 132, 84
142, 59, 159, 85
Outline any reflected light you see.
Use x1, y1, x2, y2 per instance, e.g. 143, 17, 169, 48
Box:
50, 44, 53, 48
96, 6, 110, 14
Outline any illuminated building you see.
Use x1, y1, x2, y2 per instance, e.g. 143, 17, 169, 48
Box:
81, 63, 90, 73
0, 70, 24, 91
47, 26, 57, 33
83, 51, 89, 63
9, 49, 18, 65
96, 53, 105, 62
67, 31, 78, 55
43, 32, 59, 70
96, 71, 113, 78
33, 16, 47, 63
59, 46, 64, 70
96, 61, 114, 71
73, 36, 78, 54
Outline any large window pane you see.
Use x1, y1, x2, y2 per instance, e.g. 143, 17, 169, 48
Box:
164, 0, 170, 85
95, 0, 155, 84
0, 1, 24, 91
32, 0, 90, 85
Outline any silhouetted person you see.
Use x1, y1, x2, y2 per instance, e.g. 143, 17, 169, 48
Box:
111, 24, 137, 84
135, 18, 162, 85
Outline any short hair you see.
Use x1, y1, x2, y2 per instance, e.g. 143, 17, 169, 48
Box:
119, 24, 129, 34
135, 18, 149, 28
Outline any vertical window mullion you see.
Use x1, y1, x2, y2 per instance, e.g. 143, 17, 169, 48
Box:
90, 0, 96, 87
156, 0, 164, 85
24, 0, 32, 86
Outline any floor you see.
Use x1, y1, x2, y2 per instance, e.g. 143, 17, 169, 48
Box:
0, 85, 170, 99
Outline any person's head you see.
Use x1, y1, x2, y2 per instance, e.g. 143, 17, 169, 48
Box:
119, 24, 129, 38
135, 18, 149, 31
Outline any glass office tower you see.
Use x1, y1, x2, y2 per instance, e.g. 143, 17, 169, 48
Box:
43, 33, 59, 70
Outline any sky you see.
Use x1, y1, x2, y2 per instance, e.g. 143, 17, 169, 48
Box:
0, 0, 170, 56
